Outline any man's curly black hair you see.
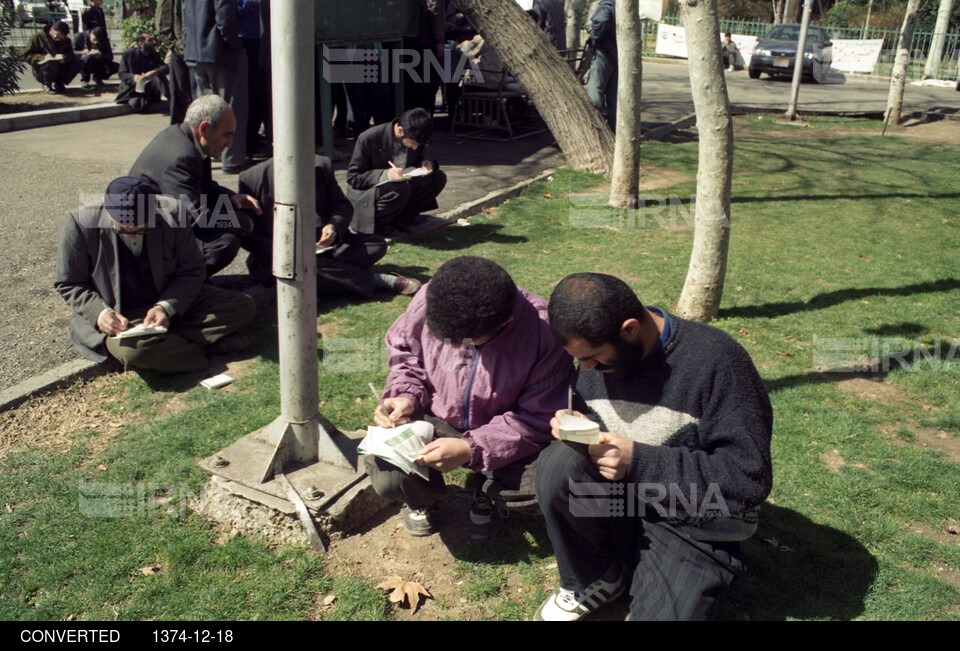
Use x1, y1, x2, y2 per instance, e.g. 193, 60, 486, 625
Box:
426, 257, 517, 341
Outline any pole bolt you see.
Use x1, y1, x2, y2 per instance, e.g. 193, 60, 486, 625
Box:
213, 455, 229, 468
305, 486, 323, 500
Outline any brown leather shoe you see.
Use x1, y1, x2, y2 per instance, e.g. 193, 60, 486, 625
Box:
392, 275, 422, 296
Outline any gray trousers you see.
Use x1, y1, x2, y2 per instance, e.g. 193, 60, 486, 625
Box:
190, 55, 249, 169
105, 285, 255, 373
586, 48, 617, 131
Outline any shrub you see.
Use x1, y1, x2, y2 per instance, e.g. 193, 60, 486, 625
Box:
119, 14, 166, 57
0, 6, 25, 97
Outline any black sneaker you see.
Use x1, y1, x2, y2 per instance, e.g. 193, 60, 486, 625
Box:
401, 505, 434, 537
469, 491, 503, 540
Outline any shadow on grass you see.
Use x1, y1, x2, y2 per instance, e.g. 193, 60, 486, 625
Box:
722, 504, 878, 620
720, 278, 960, 320
731, 191, 960, 204
765, 339, 959, 394
411, 223, 529, 252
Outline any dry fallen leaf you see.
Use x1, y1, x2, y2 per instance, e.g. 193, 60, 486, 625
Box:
138, 565, 162, 576
543, 192, 554, 199
97, 464, 107, 472
739, 328, 748, 335
318, 595, 337, 611
774, 351, 795, 357
376, 575, 432, 613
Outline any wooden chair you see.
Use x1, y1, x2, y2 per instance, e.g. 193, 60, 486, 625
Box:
451, 68, 547, 141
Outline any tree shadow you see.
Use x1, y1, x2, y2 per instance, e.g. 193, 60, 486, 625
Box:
411, 222, 529, 252
764, 338, 959, 395
719, 278, 960, 320
721, 504, 878, 620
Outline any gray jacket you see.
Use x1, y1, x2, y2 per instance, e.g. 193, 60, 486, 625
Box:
54, 201, 205, 362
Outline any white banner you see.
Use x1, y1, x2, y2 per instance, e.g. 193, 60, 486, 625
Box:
655, 24, 758, 66
830, 39, 884, 73
655, 23, 688, 58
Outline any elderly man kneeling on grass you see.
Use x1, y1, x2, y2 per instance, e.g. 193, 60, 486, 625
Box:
54, 176, 256, 373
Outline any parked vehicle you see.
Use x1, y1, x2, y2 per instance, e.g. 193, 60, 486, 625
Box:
748, 23, 833, 82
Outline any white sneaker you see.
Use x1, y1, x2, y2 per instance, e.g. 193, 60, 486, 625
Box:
534, 571, 625, 621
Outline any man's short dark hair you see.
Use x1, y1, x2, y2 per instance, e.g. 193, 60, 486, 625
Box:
51, 21, 70, 35
136, 31, 151, 45
548, 273, 647, 347
426, 257, 517, 341
91, 27, 108, 44
398, 107, 433, 145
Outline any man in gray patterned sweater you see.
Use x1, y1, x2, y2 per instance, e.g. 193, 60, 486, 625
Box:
534, 273, 773, 621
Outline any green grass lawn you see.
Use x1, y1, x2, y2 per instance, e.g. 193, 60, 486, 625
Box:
2, 115, 958, 620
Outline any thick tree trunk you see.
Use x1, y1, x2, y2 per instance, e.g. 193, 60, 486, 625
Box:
676, 0, 733, 323
565, 0, 584, 50
885, 0, 920, 127
457, 0, 615, 174
609, 0, 641, 209
922, 0, 954, 79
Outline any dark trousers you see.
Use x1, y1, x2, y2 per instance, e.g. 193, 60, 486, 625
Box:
167, 49, 192, 125
194, 208, 256, 277
316, 232, 388, 298
80, 56, 118, 82
35, 58, 83, 87
243, 38, 270, 150
534, 441, 745, 621
372, 169, 447, 231
363, 416, 539, 511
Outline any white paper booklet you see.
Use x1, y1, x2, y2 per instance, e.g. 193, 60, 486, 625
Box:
358, 420, 435, 480
557, 413, 600, 444
110, 323, 168, 339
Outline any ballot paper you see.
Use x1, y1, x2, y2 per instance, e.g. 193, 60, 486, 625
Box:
373, 166, 430, 187
358, 420, 434, 480
109, 323, 168, 339
557, 413, 601, 445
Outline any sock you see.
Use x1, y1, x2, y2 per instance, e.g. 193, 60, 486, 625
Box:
373, 273, 398, 289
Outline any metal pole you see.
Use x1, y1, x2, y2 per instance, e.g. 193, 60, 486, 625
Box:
271, 0, 319, 461
784, 0, 812, 121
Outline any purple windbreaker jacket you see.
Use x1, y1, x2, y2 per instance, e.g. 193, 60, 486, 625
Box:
382, 285, 574, 472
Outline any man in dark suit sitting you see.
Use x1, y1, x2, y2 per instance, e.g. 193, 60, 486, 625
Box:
54, 176, 256, 373
116, 31, 169, 112
129, 94, 262, 276
238, 157, 421, 296
72, 26, 119, 88
346, 107, 447, 235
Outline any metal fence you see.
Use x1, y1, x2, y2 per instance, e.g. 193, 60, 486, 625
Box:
651, 14, 960, 80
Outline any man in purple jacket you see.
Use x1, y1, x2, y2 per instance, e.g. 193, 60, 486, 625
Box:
367, 256, 574, 537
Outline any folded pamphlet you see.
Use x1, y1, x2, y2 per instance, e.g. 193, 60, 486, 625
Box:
358, 420, 435, 480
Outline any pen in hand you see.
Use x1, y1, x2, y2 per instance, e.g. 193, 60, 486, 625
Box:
369, 382, 395, 428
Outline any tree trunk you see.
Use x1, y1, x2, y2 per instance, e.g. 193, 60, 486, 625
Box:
457, 0, 615, 174
676, 0, 733, 323
609, 0, 642, 209
565, 0, 584, 50
885, 0, 920, 127
783, 0, 800, 22
922, 0, 954, 79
